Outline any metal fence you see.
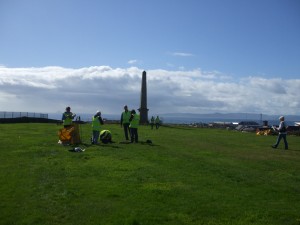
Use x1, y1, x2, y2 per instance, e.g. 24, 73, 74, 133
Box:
0, 111, 48, 119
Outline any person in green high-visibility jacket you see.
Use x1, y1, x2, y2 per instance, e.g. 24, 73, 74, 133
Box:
100, 130, 112, 144
120, 105, 131, 141
129, 109, 140, 143
150, 116, 155, 129
91, 111, 104, 144
155, 116, 160, 129
62, 106, 76, 128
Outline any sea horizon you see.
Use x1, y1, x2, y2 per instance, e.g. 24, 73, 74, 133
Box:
48, 112, 300, 126
1, 111, 299, 126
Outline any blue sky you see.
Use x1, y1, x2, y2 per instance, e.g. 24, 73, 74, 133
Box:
0, 0, 299, 116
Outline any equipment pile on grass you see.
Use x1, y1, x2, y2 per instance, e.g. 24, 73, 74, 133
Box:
58, 123, 81, 145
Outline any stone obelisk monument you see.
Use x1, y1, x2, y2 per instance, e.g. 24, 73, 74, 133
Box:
138, 71, 149, 124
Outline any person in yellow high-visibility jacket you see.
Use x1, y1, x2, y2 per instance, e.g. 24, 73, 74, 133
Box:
91, 111, 104, 144
129, 109, 140, 143
62, 106, 76, 128
100, 130, 112, 144
150, 116, 155, 129
155, 116, 160, 129
120, 105, 131, 140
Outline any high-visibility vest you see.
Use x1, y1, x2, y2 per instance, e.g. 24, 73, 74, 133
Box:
155, 117, 160, 123
63, 112, 73, 126
100, 130, 111, 140
121, 111, 131, 124
130, 114, 140, 128
92, 116, 101, 131
150, 117, 155, 124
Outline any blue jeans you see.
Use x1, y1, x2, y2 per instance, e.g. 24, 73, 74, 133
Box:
274, 133, 288, 149
92, 130, 100, 144
123, 123, 130, 140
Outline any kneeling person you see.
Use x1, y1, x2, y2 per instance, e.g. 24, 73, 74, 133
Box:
100, 130, 112, 144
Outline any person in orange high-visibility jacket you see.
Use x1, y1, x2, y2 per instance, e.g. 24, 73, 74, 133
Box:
129, 109, 140, 143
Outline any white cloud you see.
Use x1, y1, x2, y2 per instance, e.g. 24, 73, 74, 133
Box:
0, 66, 299, 116
128, 59, 138, 64
172, 52, 194, 57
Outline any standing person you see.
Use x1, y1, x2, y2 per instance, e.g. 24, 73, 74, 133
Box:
120, 105, 131, 140
272, 116, 288, 150
129, 109, 140, 143
62, 106, 76, 128
155, 116, 160, 129
150, 116, 155, 129
91, 111, 104, 144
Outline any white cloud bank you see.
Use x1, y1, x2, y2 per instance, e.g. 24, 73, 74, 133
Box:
0, 66, 299, 116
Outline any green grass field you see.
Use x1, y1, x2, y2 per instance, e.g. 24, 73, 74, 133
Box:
0, 123, 300, 225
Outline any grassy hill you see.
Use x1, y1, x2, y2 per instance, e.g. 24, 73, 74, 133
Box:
0, 123, 300, 225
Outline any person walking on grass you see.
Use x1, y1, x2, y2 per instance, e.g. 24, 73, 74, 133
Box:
129, 109, 140, 143
272, 116, 288, 150
155, 115, 160, 129
150, 116, 155, 129
91, 111, 104, 144
120, 105, 131, 140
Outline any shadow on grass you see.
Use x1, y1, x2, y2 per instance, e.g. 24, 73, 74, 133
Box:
119, 140, 160, 147
69, 142, 123, 149
161, 124, 191, 130
100, 143, 122, 149
139, 141, 160, 147
68, 140, 160, 150
281, 148, 300, 152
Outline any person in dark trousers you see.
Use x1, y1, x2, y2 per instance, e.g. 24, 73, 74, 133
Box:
62, 106, 76, 128
91, 111, 104, 144
129, 109, 140, 143
120, 105, 131, 140
150, 116, 155, 129
100, 130, 112, 144
272, 116, 288, 150
155, 116, 160, 129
